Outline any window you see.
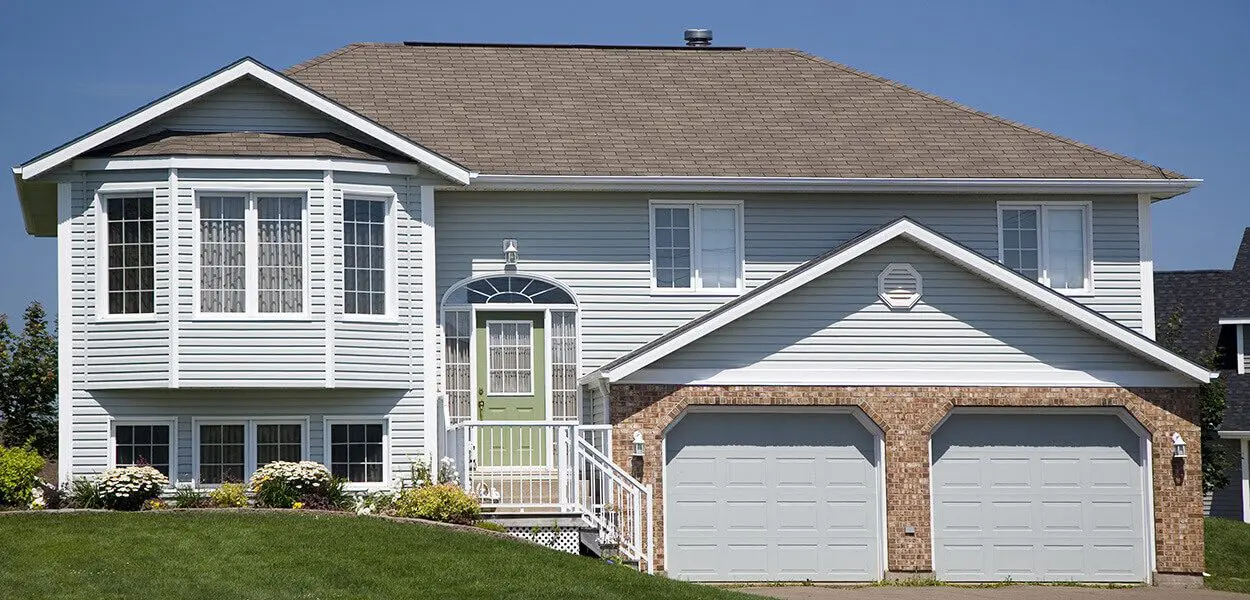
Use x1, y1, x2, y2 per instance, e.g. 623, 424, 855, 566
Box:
197, 423, 246, 484
487, 321, 534, 395
113, 422, 172, 477
551, 310, 578, 421
328, 422, 386, 483
105, 196, 155, 315
443, 311, 472, 423
999, 203, 1091, 293
343, 197, 389, 315
256, 424, 303, 464
651, 201, 743, 292
197, 193, 306, 315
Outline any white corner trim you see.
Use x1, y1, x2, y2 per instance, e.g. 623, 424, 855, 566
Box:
597, 219, 1212, 384
619, 367, 1197, 388
168, 168, 180, 388
21, 58, 469, 184
323, 170, 336, 388
420, 185, 439, 468
56, 182, 74, 485
1241, 438, 1249, 523
467, 174, 1202, 195
1139, 194, 1156, 339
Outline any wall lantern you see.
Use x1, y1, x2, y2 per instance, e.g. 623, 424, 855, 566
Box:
632, 431, 645, 458
1171, 432, 1187, 459
503, 239, 519, 266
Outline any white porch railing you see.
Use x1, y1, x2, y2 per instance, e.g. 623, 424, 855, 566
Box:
450, 421, 653, 573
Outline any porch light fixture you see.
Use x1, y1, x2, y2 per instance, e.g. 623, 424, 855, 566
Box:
503, 239, 519, 266
1171, 432, 1187, 459
632, 431, 645, 458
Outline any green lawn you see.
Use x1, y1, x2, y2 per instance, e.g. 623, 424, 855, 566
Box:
0, 511, 748, 600
1207, 517, 1250, 594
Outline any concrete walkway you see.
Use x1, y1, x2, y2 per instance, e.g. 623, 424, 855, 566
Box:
736, 585, 1243, 600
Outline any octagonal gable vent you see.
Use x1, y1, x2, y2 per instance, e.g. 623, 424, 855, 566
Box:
878, 263, 922, 309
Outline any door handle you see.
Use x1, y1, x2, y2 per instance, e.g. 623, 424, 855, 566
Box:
478, 400, 485, 412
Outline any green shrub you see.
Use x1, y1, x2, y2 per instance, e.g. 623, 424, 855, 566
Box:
209, 483, 248, 508
249, 461, 331, 509
355, 489, 399, 515
65, 478, 102, 509
475, 520, 507, 533
97, 466, 167, 511
394, 484, 480, 525
171, 486, 210, 509
0, 446, 44, 507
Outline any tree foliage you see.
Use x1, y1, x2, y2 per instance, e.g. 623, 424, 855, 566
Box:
0, 303, 58, 457
1157, 306, 1230, 494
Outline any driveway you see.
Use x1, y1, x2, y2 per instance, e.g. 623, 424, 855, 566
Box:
736, 585, 1243, 600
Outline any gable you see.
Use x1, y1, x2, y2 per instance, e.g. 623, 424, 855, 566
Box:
641, 238, 1177, 385
133, 77, 350, 137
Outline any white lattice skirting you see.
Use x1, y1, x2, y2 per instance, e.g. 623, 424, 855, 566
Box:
504, 525, 581, 554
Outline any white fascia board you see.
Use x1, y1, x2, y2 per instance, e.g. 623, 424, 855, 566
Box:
1219, 318, 1250, 325
72, 156, 425, 176
599, 219, 1212, 384
1218, 431, 1250, 439
618, 368, 1198, 388
18, 59, 470, 185
467, 174, 1202, 196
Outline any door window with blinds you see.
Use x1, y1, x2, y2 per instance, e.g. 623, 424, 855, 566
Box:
998, 202, 1092, 294
487, 320, 534, 395
650, 200, 743, 292
197, 192, 307, 315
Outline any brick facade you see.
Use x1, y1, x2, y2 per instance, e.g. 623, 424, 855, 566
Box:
608, 385, 1203, 578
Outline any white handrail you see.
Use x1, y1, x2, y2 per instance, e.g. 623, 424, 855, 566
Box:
574, 435, 653, 573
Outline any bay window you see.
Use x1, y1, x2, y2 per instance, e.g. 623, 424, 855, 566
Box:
998, 202, 1092, 294
651, 200, 743, 292
197, 192, 307, 316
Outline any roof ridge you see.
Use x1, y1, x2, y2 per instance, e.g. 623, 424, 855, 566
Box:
778, 49, 1182, 180
285, 43, 367, 75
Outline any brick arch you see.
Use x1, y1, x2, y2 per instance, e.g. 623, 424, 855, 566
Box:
608, 384, 1202, 577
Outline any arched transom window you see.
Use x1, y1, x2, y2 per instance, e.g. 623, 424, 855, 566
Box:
443, 275, 576, 306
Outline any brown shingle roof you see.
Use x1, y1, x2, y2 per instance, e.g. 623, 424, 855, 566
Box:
280, 42, 1182, 179
91, 130, 404, 162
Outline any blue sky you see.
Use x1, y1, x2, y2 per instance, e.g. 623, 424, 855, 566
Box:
1, 0, 1247, 321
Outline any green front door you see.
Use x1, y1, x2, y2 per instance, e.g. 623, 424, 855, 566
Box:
476, 311, 545, 466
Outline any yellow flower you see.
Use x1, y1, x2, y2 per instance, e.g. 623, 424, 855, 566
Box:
292, 502, 304, 510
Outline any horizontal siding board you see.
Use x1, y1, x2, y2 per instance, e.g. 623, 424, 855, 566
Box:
135, 78, 350, 136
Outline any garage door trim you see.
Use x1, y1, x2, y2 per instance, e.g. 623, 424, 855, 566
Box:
662, 405, 888, 580
927, 407, 1154, 582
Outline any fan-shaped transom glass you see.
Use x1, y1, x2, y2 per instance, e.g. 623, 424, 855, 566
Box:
444, 275, 575, 306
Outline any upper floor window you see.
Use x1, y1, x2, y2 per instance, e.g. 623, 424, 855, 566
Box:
998, 202, 1092, 294
650, 201, 743, 292
343, 197, 389, 316
197, 193, 306, 316
105, 196, 155, 315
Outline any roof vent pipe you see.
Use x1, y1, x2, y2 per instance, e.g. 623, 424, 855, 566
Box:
684, 29, 712, 47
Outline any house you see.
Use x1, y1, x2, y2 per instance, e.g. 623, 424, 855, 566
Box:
11, 32, 1214, 585
1155, 228, 1250, 523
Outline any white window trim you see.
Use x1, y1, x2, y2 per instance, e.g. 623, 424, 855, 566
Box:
649, 199, 745, 295
95, 189, 160, 322
997, 201, 1094, 296
191, 188, 312, 321
108, 417, 178, 486
339, 190, 399, 323
323, 416, 391, 491
485, 319, 536, 397
191, 416, 311, 488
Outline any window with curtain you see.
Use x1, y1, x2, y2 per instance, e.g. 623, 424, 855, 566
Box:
198, 424, 246, 484
196, 193, 305, 315
651, 201, 742, 291
343, 197, 388, 315
256, 424, 303, 465
105, 196, 155, 315
443, 311, 472, 422
487, 321, 533, 395
551, 310, 578, 421
999, 203, 1090, 293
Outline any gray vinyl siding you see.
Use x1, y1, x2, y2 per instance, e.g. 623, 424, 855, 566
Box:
1208, 439, 1245, 520
134, 77, 350, 137
67, 388, 424, 484
435, 192, 1145, 372
652, 238, 1160, 373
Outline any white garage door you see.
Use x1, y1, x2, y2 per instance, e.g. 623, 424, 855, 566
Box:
665, 411, 882, 582
931, 412, 1147, 583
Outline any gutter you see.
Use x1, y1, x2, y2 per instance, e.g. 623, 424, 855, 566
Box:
467, 174, 1202, 197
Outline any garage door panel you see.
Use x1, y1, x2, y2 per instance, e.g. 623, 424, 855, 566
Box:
665, 412, 881, 582
932, 413, 1146, 583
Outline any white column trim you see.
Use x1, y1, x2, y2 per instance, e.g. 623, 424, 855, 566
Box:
420, 184, 438, 468
1241, 438, 1249, 523
168, 168, 180, 387
323, 170, 336, 387
1138, 194, 1156, 339
56, 182, 74, 484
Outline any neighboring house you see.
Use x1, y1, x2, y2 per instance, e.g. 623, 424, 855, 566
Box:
1156, 228, 1250, 523
11, 33, 1215, 585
